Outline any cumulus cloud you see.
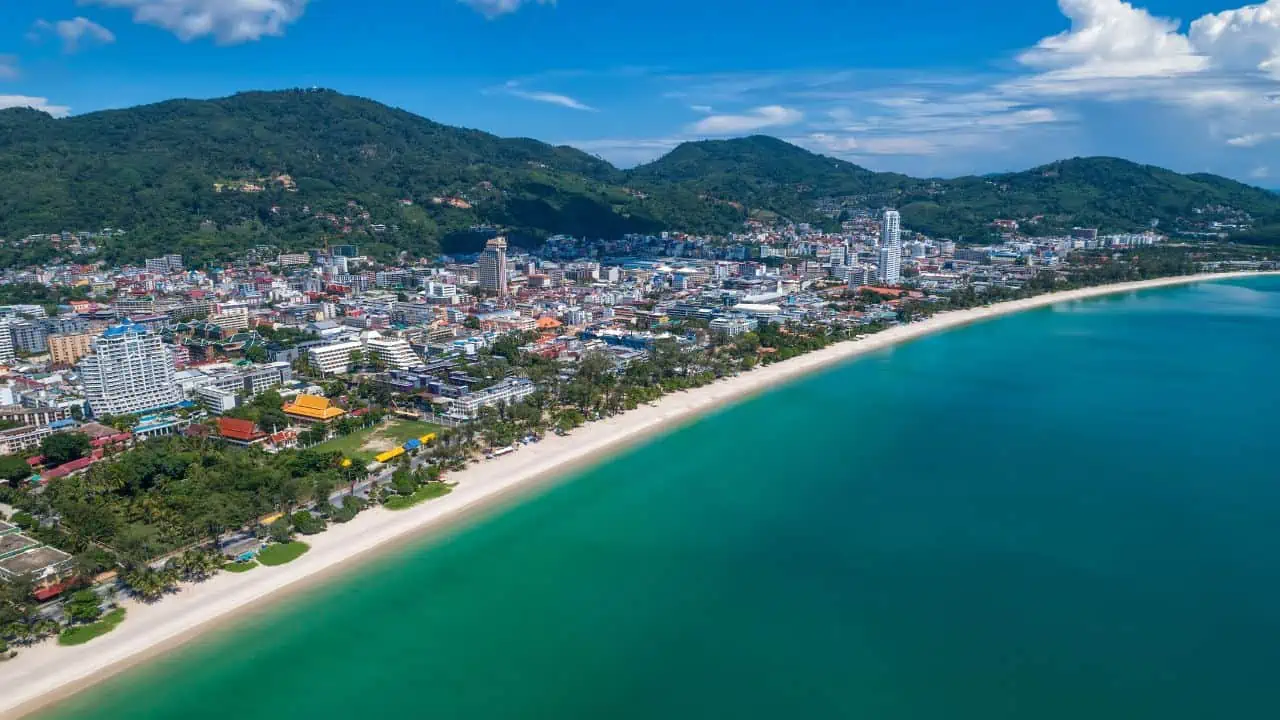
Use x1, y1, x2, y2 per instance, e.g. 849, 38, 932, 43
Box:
1190, 1, 1280, 78
0, 55, 18, 81
462, 0, 556, 19
1227, 131, 1280, 146
688, 105, 803, 135
33, 17, 116, 52
84, 0, 308, 43
1019, 0, 1206, 78
0, 95, 71, 117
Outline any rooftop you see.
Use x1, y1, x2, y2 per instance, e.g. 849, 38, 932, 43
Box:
282, 394, 345, 421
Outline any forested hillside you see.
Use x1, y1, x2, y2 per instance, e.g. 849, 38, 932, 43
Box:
1, 89, 1276, 266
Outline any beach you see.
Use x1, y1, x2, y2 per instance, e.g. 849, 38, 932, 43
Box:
1, 270, 1275, 719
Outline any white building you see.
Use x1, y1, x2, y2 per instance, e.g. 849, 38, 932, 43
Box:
364, 335, 421, 370
447, 378, 536, 419
306, 340, 365, 375
79, 321, 184, 416
877, 245, 902, 285
210, 307, 250, 331
0, 319, 14, 365
880, 209, 901, 248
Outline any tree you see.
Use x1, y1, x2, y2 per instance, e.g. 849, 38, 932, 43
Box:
244, 345, 268, 363
40, 433, 91, 466
268, 517, 293, 544
0, 455, 32, 483
65, 590, 103, 624
290, 511, 325, 535
391, 470, 417, 496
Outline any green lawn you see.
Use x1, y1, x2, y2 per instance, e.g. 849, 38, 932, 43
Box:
311, 420, 442, 464
59, 608, 126, 646
384, 483, 454, 511
223, 560, 259, 573
257, 542, 310, 566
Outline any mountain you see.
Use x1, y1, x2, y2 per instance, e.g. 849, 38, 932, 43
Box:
0, 89, 742, 266
633, 138, 1280, 239
0, 89, 1277, 267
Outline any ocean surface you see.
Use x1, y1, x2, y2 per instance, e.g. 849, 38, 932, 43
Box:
44, 277, 1280, 720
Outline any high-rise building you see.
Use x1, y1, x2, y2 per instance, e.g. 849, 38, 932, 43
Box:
0, 320, 14, 365
79, 321, 184, 416
478, 237, 509, 295
9, 320, 48, 353
880, 209, 901, 249
877, 245, 902, 285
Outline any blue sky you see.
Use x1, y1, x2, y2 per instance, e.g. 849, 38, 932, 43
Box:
4, 1, 1280, 182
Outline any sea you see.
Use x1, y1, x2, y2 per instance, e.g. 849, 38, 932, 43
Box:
42, 276, 1280, 719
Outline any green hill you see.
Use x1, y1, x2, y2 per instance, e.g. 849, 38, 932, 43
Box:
0, 89, 1276, 266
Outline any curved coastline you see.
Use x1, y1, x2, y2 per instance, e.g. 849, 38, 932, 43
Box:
3, 270, 1277, 719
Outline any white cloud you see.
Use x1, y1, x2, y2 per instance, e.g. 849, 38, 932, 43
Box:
1190, 1, 1280, 78
0, 55, 18, 81
1019, 0, 1206, 77
1250, 165, 1270, 177
0, 95, 71, 117
688, 105, 803, 135
1227, 131, 1280, 146
462, 0, 555, 19
690, 104, 714, 113
499, 81, 595, 111
33, 17, 116, 52
84, 0, 309, 43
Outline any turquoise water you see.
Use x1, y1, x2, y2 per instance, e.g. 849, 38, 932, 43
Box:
44, 278, 1280, 719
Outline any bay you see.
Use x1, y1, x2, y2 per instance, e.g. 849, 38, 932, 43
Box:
44, 277, 1280, 719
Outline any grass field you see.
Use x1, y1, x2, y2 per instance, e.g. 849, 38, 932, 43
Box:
311, 420, 442, 464
384, 483, 453, 511
59, 608, 126, 646
223, 560, 259, 573
258, 542, 310, 566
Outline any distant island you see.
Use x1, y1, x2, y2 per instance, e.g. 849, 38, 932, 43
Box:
2, 88, 1279, 268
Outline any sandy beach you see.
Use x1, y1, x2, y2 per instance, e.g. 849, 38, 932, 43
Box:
1, 270, 1275, 718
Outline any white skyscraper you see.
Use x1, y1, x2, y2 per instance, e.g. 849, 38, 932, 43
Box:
877, 245, 902, 285
880, 209, 901, 248
79, 321, 184, 417
877, 209, 903, 285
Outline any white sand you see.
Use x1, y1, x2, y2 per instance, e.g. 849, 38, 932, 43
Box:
1, 270, 1274, 718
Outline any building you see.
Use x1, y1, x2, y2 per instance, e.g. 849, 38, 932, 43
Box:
196, 386, 238, 414
215, 417, 269, 447
877, 245, 902, 285
282, 394, 346, 423
209, 307, 250, 332
9, 320, 48, 354
278, 253, 310, 267
0, 405, 68, 428
145, 254, 183, 274
446, 377, 536, 419
0, 321, 14, 365
478, 236, 509, 295
880, 209, 901, 249
78, 321, 184, 417
115, 296, 156, 317
365, 336, 421, 370
877, 209, 903, 285
709, 316, 758, 336
0, 424, 55, 455
48, 332, 95, 366
306, 340, 364, 375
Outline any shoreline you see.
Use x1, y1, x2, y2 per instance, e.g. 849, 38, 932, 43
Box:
2, 270, 1276, 718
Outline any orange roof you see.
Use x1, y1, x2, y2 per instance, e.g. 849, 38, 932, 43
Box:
282, 394, 345, 420
536, 317, 562, 329
218, 417, 267, 442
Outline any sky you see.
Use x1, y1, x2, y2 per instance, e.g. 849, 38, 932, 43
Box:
3, 1, 1280, 183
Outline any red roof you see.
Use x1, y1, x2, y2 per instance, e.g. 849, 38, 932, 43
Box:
42, 456, 95, 480
217, 417, 267, 443
109, 433, 132, 442
34, 581, 71, 602
26, 455, 44, 467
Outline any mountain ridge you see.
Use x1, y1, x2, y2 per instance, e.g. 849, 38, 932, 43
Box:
0, 88, 1275, 266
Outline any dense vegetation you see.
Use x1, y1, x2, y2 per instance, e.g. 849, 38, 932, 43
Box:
3, 90, 1277, 267
631, 136, 1280, 239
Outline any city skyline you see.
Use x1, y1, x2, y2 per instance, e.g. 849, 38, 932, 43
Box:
1, 1, 1280, 182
